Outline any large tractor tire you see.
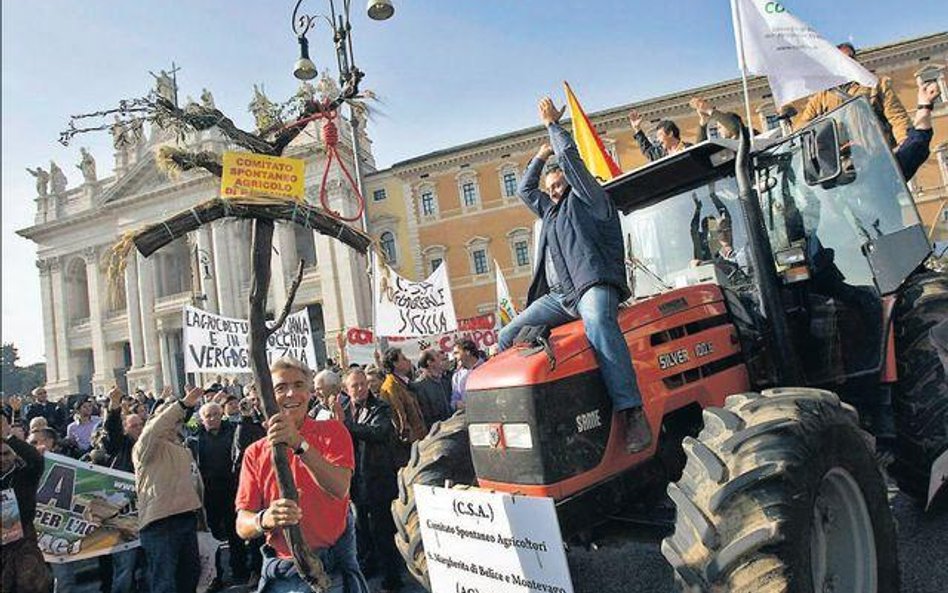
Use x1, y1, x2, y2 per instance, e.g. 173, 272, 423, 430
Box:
662, 388, 898, 593
891, 270, 948, 501
391, 411, 475, 590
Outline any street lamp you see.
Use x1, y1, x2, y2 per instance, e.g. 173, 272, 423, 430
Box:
291, 0, 394, 99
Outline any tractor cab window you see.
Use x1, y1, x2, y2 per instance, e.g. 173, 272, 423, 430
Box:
755, 98, 923, 382
621, 176, 750, 299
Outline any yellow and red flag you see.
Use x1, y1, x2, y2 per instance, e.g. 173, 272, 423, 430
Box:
563, 81, 622, 182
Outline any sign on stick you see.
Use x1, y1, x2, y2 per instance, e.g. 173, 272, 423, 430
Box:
415, 486, 574, 593
220, 151, 305, 201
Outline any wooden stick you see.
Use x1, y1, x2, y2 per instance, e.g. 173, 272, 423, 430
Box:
248, 219, 330, 592
268, 259, 306, 337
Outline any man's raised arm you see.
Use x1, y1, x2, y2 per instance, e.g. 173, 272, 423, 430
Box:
518, 143, 554, 218
540, 98, 612, 219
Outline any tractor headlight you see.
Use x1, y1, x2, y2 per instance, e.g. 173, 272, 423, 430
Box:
502, 423, 534, 449
468, 423, 496, 448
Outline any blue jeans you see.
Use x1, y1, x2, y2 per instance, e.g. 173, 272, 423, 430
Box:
257, 508, 367, 593
498, 285, 642, 411
111, 548, 138, 593
139, 512, 200, 593
51, 562, 76, 593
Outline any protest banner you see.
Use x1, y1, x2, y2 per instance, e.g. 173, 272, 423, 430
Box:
343, 314, 498, 364
33, 452, 139, 563
374, 260, 458, 338
415, 486, 573, 593
183, 306, 318, 373
220, 151, 306, 201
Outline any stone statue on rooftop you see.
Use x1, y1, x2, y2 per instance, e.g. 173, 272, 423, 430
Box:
77, 147, 97, 184
26, 166, 50, 198
49, 161, 68, 194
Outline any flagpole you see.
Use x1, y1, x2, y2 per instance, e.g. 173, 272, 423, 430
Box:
731, 0, 756, 137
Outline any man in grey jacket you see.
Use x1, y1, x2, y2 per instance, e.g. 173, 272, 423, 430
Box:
498, 97, 651, 452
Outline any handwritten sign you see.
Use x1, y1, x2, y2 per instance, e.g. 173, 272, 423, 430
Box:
374, 261, 458, 338
220, 151, 305, 201
344, 314, 498, 366
183, 306, 318, 372
415, 486, 573, 593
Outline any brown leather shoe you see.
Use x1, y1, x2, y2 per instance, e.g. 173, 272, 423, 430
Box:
623, 407, 652, 453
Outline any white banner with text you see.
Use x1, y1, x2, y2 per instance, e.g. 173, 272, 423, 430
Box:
183, 306, 318, 373
374, 260, 458, 338
415, 486, 574, 593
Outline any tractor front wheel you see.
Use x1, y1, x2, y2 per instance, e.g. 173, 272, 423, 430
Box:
662, 388, 898, 593
391, 411, 475, 590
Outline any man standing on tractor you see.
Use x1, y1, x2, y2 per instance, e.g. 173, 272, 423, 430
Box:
497, 97, 652, 453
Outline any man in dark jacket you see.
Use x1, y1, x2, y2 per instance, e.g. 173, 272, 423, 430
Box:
343, 369, 402, 592
188, 402, 247, 590
497, 97, 651, 453
1, 412, 50, 593
230, 392, 266, 584
627, 110, 691, 161
24, 386, 65, 435
412, 349, 453, 427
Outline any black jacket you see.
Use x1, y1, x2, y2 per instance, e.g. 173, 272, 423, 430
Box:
188, 422, 238, 490
1, 435, 44, 539
24, 401, 66, 433
100, 408, 135, 472
412, 374, 453, 428
232, 415, 266, 475
344, 394, 398, 506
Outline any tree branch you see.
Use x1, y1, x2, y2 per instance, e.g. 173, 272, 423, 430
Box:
267, 259, 306, 337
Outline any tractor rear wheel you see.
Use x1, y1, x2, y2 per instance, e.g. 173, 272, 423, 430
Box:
662, 388, 898, 593
891, 270, 948, 502
391, 411, 475, 590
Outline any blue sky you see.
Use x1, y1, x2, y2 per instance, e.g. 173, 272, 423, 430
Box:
2, 1, 945, 365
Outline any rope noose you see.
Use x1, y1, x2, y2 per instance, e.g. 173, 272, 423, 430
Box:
314, 103, 365, 222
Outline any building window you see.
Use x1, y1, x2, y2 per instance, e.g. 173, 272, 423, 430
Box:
465, 236, 491, 276
506, 227, 532, 271
472, 250, 488, 275
423, 245, 447, 275
503, 172, 517, 197
421, 192, 435, 216
462, 182, 477, 207
514, 241, 530, 267
380, 231, 397, 264
372, 188, 387, 202
457, 172, 481, 211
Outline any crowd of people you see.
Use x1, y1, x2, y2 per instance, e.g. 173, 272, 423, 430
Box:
1, 341, 486, 593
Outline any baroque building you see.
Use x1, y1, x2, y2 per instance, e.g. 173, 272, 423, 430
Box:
19, 80, 373, 398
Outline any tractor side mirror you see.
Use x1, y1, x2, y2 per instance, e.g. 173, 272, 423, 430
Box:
802, 119, 841, 186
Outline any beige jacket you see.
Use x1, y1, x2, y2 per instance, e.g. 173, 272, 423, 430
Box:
797, 76, 910, 146
132, 402, 202, 529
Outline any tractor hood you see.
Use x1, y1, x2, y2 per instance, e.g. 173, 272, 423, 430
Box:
466, 284, 726, 391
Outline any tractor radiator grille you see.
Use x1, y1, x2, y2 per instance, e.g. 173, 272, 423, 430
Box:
662, 353, 743, 390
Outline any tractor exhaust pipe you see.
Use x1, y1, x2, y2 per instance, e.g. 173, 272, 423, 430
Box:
734, 126, 802, 385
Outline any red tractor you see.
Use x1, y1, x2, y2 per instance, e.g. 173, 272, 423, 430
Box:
393, 97, 948, 593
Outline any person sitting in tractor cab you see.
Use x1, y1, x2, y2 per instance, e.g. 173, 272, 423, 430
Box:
498, 97, 652, 453
689, 189, 748, 283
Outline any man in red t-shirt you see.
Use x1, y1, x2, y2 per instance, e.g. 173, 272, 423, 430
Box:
235, 357, 364, 593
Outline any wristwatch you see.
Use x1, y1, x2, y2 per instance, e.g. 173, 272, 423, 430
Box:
917, 103, 933, 111
293, 440, 310, 456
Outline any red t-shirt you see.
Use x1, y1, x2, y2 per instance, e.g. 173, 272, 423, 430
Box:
235, 418, 354, 558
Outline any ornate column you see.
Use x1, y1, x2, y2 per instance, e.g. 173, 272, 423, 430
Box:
124, 255, 144, 368
49, 257, 76, 396
37, 259, 59, 385
138, 252, 161, 369
212, 221, 238, 318
270, 221, 300, 308
84, 247, 111, 394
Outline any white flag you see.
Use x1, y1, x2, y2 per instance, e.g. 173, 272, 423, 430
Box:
373, 259, 458, 337
494, 261, 518, 326
731, 0, 877, 107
